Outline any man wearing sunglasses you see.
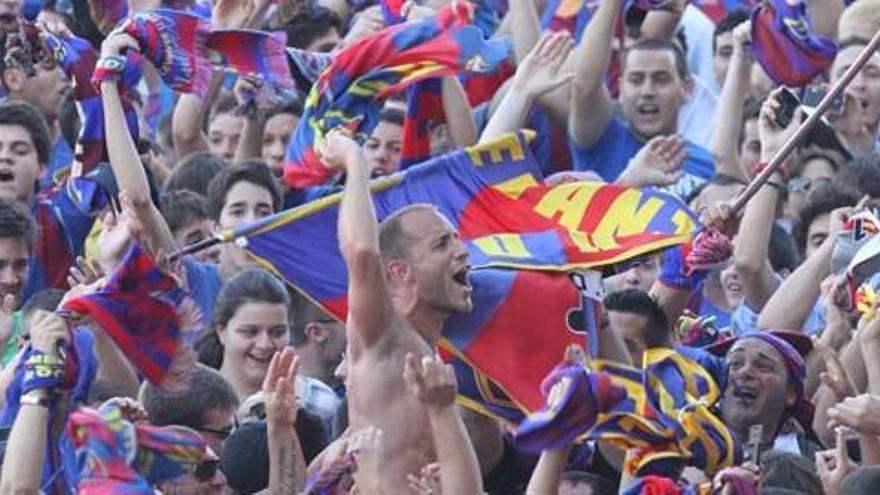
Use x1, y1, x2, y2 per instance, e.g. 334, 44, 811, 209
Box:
783, 151, 838, 223
0, 34, 73, 190
141, 364, 239, 493
156, 447, 227, 495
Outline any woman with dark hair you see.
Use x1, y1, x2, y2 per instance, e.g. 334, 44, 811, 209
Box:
201, 268, 291, 400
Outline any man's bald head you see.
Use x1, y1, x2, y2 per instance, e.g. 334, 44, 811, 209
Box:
378, 204, 439, 262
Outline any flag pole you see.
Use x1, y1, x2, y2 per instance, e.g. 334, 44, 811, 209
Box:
169, 204, 297, 263
170, 235, 223, 262
730, 28, 880, 214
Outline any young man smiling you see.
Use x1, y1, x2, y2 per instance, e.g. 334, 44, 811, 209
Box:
0, 102, 101, 300
569, 0, 714, 199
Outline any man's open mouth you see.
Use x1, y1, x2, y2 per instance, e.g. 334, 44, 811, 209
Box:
452, 266, 470, 287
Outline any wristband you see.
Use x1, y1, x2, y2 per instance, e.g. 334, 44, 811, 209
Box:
21, 349, 66, 395
91, 55, 127, 90
20, 393, 53, 409
752, 161, 787, 180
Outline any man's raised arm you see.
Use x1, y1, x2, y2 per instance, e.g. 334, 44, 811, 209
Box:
325, 131, 393, 348
568, 0, 622, 150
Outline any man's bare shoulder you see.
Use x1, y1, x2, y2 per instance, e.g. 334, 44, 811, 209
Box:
348, 312, 433, 362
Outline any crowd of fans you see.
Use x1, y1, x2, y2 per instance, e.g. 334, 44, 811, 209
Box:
0, 0, 876, 493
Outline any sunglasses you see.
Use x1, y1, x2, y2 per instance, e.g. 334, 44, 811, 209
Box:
196, 425, 234, 440
194, 459, 220, 482
787, 176, 831, 193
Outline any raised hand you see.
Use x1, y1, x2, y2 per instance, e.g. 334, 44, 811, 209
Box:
36, 17, 73, 40
828, 394, 880, 435
212, 0, 259, 29
403, 353, 457, 413
819, 348, 857, 404
731, 20, 752, 60
318, 128, 362, 171
618, 135, 686, 187
698, 201, 738, 237
99, 31, 141, 59
511, 31, 574, 98
758, 87, 804, 161
67, 256, 104, 291
101, 397, 149, 423
262, 347, 300, 427
816, 428, 857, 495
29, 310, 70, 356
232, 76, 265, 110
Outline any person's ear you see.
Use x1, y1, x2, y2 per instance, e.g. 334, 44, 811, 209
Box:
215, 324, 226, 346
785, 386, 797, 407
2, 69, 23, 94
681, 76, 695, 102
305, 322, 326, 344
387, 259, 410, 283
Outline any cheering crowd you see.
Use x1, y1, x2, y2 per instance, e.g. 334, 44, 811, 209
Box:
0, 0, 877, 493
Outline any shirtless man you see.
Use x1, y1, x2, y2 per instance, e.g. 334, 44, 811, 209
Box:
322, 129, 473, 490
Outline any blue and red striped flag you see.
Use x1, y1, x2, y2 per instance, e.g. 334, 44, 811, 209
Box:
401, 78, 445, 168
119, 9, 213, 95
690, 0, 755, 24
751, 0, 837, 86
206, 29, 294, 92
232, 131, 698, 416
541, 0, 598, 40
377, 1, 449, 170
43, 31, 140, 174
379, 0, 407, 24
282, 3, 510, 189
61, 244, 202, 387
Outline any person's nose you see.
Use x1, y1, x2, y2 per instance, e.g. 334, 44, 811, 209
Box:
851, 72, 867, 95
454, 239, 468, 262
211, 469, 227, 489
731, 361, 758, 382
0, 145, 14, 164
221, 139, 237, 160
639, 81, 656, 98
0, 265, 18, 287
624, 268, 642, 287
270, 139, 286, 161
254, 331, 275, 351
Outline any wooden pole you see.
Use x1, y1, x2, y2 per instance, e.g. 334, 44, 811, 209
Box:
731, 28, 880, 213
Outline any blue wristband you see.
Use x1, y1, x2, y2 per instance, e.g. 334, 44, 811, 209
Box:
21, 348, 66, 396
